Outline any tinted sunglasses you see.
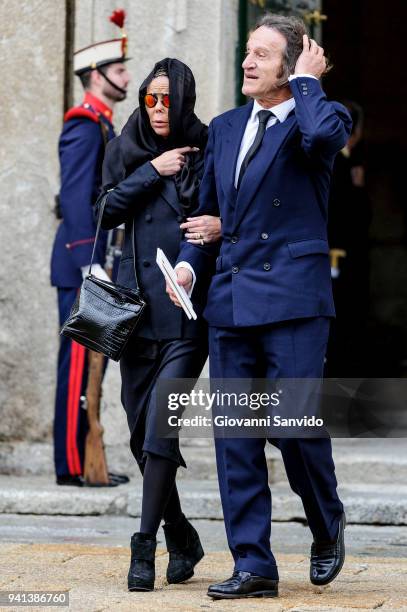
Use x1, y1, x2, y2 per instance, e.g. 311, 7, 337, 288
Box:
144, 93, 170, 108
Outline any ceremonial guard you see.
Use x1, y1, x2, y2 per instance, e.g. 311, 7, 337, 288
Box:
50, 10, 131, 486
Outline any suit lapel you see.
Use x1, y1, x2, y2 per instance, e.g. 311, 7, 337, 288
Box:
221, 102, 253, 202
232, 114, 297, 231
159, 178, 182, 216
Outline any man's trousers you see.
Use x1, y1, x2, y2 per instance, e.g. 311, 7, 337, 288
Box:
209, 317, 343, 580
53, 288, 90, 478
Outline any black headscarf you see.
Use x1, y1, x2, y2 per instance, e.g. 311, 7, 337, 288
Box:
112, 58, 208, 215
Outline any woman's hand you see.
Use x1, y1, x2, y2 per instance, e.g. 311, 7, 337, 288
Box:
180, 215, 222, 245
151, 146, 199, 176
166, 267, 193, 307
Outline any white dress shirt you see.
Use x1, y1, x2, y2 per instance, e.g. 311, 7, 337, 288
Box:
234, 74, 317, 187
234, 97, 296, 187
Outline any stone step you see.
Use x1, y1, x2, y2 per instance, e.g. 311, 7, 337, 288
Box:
0, 475, 406, 526
266, 438, 407, 486
2, 439, 407, 485
180, 439, 407, 486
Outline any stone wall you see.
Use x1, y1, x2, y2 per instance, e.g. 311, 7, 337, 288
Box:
0, 0, 238, 471
0, 1, 65, 443
74, 0, 239, 127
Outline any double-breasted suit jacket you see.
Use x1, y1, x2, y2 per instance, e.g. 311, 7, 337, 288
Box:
97, 140, 208, 341
97, 139, 209, 467
178, 77, 352, 326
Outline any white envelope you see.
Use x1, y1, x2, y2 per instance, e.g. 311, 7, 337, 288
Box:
156, 248, 197, 320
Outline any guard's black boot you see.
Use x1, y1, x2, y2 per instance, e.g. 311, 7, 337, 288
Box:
163, 514, 204, 583
128, 532, 157, 592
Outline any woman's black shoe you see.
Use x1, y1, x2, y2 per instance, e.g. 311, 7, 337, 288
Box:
163, 514, 204, 583
128, 532, 157, 591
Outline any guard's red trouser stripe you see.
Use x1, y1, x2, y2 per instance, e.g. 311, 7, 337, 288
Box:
66, 340, 86, 475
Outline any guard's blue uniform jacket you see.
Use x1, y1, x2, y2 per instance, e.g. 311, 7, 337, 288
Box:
51, 92, 115, 288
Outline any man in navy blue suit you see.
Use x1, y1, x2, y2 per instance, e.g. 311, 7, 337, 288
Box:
50, 10, 130, 486
169, 13, 352, 599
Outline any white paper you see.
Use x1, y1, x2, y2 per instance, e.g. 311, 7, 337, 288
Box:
156, 248, 197, 320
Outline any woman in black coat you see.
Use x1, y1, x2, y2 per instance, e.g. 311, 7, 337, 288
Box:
97, 58, 220, 592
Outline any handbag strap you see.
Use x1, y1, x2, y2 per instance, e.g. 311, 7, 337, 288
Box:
89, 190, 141, 290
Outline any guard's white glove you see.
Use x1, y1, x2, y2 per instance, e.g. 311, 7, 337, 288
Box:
81, 264, 110, 282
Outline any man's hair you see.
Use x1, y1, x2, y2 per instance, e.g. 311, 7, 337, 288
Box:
254, 13, 307, 82
254, 13, 330, 81
78, 70, 92, 90
78, 65, 108, 90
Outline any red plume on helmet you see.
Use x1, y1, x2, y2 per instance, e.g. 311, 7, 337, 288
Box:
109, 8, 126, 29
109, 9, 127, 55
73, 7, 129, 75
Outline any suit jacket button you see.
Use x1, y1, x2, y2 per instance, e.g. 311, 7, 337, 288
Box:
263, 262, 271, 271
176, 215, 183, 223
142, 260, 150, 267
261, 232, 269, 240
232, 265, 239, 274
145, 214, 152, 222
143, 181, 150, 188
231, 236, 238, 244
273, 198, 281, 207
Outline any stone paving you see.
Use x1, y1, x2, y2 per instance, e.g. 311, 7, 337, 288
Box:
1, 542, 407, 611
1, 438, 407, 610
2, 515, 407, 558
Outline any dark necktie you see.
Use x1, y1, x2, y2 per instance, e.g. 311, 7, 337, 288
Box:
237, 110, 275, 189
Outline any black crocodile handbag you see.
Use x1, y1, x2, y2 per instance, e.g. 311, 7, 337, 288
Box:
60, 191, 146, 361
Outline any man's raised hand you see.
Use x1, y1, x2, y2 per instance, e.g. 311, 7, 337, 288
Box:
294, 34, 327, 79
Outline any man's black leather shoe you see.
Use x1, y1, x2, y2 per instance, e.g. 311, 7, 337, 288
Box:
207, 570, 278, 599
310, 512, 346, 585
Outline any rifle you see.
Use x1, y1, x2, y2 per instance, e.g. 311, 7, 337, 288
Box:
83, 226, 125, 485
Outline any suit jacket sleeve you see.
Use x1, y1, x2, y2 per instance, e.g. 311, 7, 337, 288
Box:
96, 137, 164, 230
59, 118, 104, 268
290, 77, 352, 156
176, 120, 220, 280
